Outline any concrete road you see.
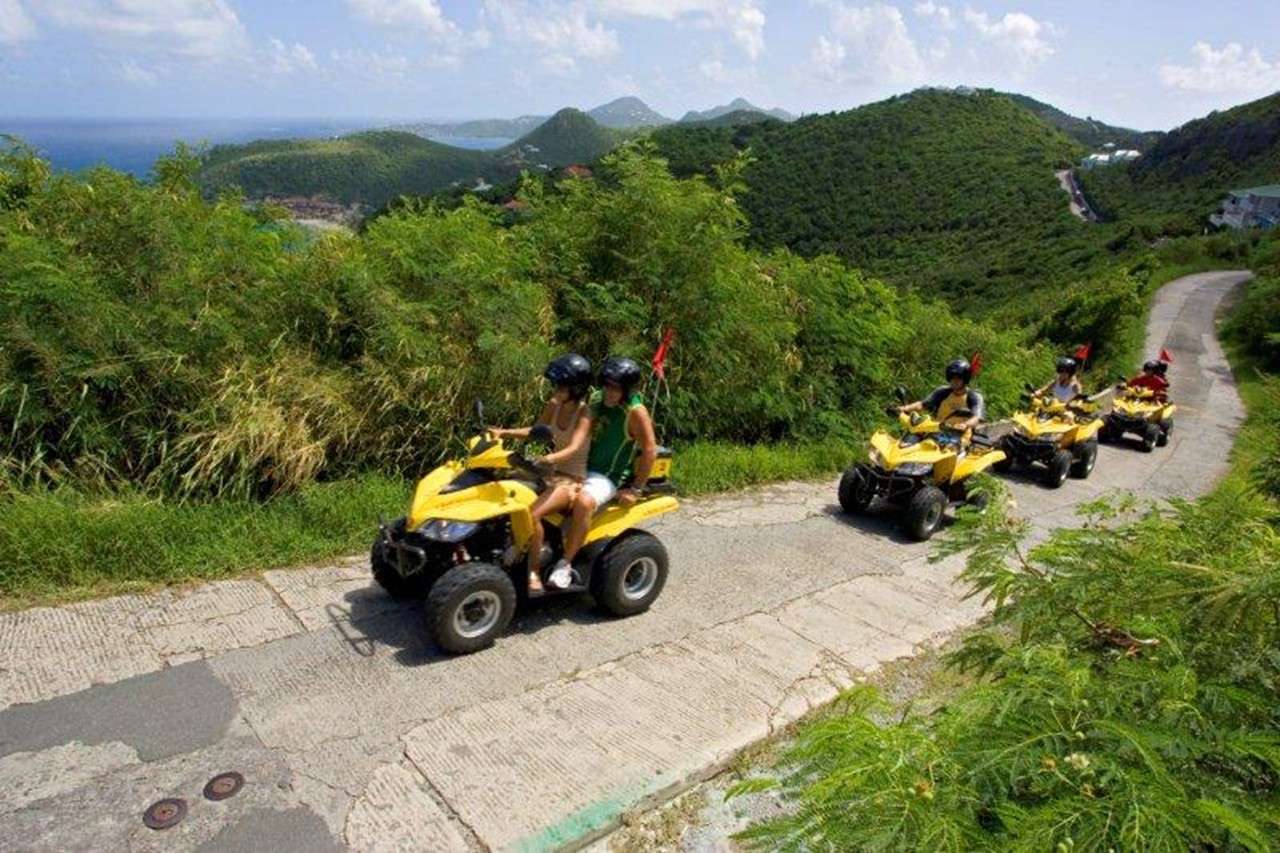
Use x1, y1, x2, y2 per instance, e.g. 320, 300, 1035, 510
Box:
0, 271, 1250, 851
1056, 168, 1099, 222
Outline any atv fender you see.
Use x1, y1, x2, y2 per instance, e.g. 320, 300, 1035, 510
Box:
951, 448, 1007, 481
1068, 419, 1102, 445
585, 496, 680, 545
409, 480, 540, 545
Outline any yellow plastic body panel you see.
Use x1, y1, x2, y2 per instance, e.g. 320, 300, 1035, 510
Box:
649, 457, 672, 479
869, 427, 1005, 486
584, 496, 680, 544
1114, 390, 1176, 424
1011, 398, 1103, 448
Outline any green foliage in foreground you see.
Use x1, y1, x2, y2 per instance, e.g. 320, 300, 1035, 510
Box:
737, 481, 1280, 851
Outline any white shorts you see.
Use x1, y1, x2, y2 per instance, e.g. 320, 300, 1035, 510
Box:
580, 472, 617, 509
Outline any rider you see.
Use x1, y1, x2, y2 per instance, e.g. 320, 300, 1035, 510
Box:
1036, 356, 1083, 404
1122, 359, 1169, 399
559, 356, 659, 581
894, 359, 986, 434
491, 353, 594, 593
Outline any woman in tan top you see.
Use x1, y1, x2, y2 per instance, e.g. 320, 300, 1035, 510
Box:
491, 354, 594, 593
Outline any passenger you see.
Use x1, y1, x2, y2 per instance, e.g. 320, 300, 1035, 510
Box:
1123, 359, 1169, 399
560, 357, 659, 579
1036, 356, 1083, 404
491, 353, 593, 593
894, 359, 986, 435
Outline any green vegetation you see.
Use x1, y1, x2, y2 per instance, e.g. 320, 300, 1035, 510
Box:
198, 108, 621, 207
680, 97, 794, 124
1079, 91, 1280, 232
733, 251, 1280, 852
1003, 92, 1162, 151
0, 139, 1055, 605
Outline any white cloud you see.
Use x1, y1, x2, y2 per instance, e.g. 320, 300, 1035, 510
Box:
913, 1, 953, 29
39, 0, 248, 59
330, 47, 413, 84
812, 3, 926, 85
0, 0, 36, 44
483, 1, 619, 74
268, 38, 318, 75
117, 58, 157, 86
963, 7, 1054, 67
597, 0, 765, 59
700, 56, 731, 83
1159, 41, 1280, 95
344, 0, 458, 38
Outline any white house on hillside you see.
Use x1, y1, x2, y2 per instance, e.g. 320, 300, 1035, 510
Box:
1210, 185, 1280, 230
1081, 148, 1141, 170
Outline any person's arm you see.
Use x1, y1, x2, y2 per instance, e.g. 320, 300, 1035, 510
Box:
960, 390, 984, 431
540, 410, 592, 465
898, 400, 925, 414
618, 406, 658, 505
492, 401, 555, 439
1034, 381, 1052, 396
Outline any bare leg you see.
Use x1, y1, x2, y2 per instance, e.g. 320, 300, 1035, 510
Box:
527, 484, 574, 591
564, 491, 596, 563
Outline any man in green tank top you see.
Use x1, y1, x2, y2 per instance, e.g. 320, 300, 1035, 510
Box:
560, 356, 658, 571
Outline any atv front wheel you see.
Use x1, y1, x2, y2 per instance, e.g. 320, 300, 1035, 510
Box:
903, 486, 947, 541
1097, 420, 1114, 444
1070, 440, 1098, 479
371, 519, 427, 600
425, 562, 516, 654
1157, 418, 1172, 447
838, 466, 874, 514
1044, 449, 1072, 488
592, 532, 669, 617
1141, 423, 1160, 453
992, 441, 1015, 474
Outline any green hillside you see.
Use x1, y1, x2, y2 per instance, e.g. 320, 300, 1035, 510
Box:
198, 109, 621, 207
734, 89, 1096, 309
1079, 90, 1280, 231
1004, 92, 1162, 151
649, 118, 778, 178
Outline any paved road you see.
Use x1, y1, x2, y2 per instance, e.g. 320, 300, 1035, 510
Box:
0, 272, 1250, 851
1056, 168, 1099, 222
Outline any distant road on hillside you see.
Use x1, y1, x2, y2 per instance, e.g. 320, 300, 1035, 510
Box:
1057, 168, 1100, 222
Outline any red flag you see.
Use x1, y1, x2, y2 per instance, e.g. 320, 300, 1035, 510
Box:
1158, 347, 1173, 363
970, 351, 983, 378
1074, 342, 1092, 362
652, 328, 676, 380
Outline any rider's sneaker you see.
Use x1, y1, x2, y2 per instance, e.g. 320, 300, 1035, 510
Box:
547, 560, 573, 589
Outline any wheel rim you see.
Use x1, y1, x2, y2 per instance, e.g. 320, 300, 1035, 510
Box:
1084, 452, 1096, 474
621, 557, 659, 601
453, 590, 502, 639
924, 500, 943, 529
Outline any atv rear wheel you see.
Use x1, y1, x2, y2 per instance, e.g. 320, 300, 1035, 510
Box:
1157, 418, 1172, 447
838, 466, 874, 514
1043, 449, 1072, 488
592, 532, 669, 617
1097, 420, 1114, 444
425, 562, 516, 654
1141, 423, 1160, 453
1070, 439, 1098, 479
903, 486, 947, 541
371, 518, 427, 599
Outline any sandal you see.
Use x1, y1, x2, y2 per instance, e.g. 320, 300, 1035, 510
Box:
528, 571, 546, 595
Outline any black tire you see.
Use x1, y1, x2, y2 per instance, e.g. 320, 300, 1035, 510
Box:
838, 466, 874, 514
592, 532, 669, 617
1141, 423, 1160, 453
425, 562, 516, 655
1097, 419, 1114, 444
1043, 449, 1072, 488
371, 518, 425, 599
1156, 418, 1172, 447
965, 488, 990, 512
992, 440, 1015, 474
1070, 440, 1098, 479
903, 486, 947, 541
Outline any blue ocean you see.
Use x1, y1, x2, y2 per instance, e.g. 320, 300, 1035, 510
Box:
0, 118, 511, 178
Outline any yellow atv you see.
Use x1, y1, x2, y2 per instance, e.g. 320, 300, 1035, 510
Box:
994, 385, 1102, 488
1100, 386, 1175, 452
372, 403, 678, 654
838, 390, 1007, 541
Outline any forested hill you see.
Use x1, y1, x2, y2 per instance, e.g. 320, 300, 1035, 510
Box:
197, 109, 620, 207
731, 89, 1090, 307
1079, 90, 1280, 230
1003, 93, 1162, 151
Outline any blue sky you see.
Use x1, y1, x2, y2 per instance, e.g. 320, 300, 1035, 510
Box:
1, 1, 1277, 129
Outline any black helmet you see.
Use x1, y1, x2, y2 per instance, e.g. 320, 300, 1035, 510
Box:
1153, 360, 1169, 377
1056, 356, 1079, 375
598, 356, 643, 392
1143, 359, 1159, 373
945, 358, 972, 383
544, 353, 592, 398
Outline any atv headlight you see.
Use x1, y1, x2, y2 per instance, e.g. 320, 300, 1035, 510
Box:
417, 519, 479, 542
896, 462, 934, 477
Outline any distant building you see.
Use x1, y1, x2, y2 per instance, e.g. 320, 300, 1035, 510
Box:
1081, 149, 1139, 170
562, 165, 593, 179
1112, 149, 1140, 163
1210, 185, 1280, 230
472, 178, 493, 192
501, 199, 527, 212
1081, 153, 1111, 169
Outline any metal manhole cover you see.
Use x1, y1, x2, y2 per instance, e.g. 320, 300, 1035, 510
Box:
143, 798, 187, 830
203, 771, 245, 801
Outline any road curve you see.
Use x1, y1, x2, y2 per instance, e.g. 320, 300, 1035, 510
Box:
0, 271, 1251, 851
